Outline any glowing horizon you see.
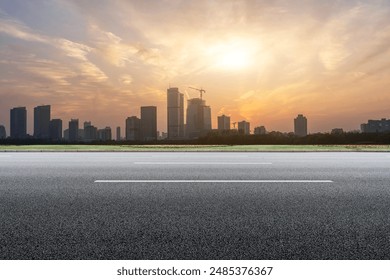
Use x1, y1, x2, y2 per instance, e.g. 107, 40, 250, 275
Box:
1, 0, 390, 135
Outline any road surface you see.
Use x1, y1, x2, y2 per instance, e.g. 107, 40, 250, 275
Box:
0, 152, 389, 259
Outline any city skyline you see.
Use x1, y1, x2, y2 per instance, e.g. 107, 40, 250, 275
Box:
1, 1, 390, 135
3, 97, 388, 141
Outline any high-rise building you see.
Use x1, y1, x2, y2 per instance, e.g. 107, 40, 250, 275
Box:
49, 119, 62, 140
218, 115, 230, 130
126, 116, 141, 141
167, 87, 184, 139
294, 114, 308, 137
254, 126, 266, 135
34, 105, 50, 139
361, 118, 390, 133
10, 107, 27, 139
186, 98, 212, 139
98, 127, 112, 141
116, 126, 121, 141
141, 106, 157, 141
238, 121, 250, 135
0, 125, 6, 139
68, 119, 79, 142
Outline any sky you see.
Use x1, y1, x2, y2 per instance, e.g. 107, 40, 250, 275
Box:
1, 0, 390, 135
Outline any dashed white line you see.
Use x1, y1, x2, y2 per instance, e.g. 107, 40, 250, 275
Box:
133, 162, 272, 165
95, 180, 333, 183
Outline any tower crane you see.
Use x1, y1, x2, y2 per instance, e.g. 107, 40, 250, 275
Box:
232, 122, 237, 129
188, 87, 206, 100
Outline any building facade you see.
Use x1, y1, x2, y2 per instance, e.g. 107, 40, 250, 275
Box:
141, 106, 157, 141
294, 114, 308, 137
49, 119, 62, 140
84, 122, 97, 142
186, 98, 212, 138
238, 121, 250, 135
0, 125, 6, 139
10, 107, 27, 139
126, 116, 141, 141
217, 115, 230, 130
167, 87, 185, 139
34, 105, 51, 139
116, 127, 121, 141
361, 118, 390, 133
68, 119, 79, 142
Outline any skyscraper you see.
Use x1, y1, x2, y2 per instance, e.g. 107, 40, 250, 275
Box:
186, 98, 212, 139
294, 114, 308, 137
141, 106, 157, 141
49, 119, 62, 140
218, 115, 230, 130
0, 125, 6, 139
34, 105, 51, 139
238, 121, 250, 135
126, 116, 141, 141
167, 87, 184, 139
68, 119, 79, 142
10, 107, 27, 139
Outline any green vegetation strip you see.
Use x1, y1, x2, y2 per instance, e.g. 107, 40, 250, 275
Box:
0, 145, 389, 152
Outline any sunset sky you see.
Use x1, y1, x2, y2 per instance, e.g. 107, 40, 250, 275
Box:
1, 0, 390, 135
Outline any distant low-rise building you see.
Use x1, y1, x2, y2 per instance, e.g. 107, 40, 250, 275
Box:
98, 127, 112, 141
361, 118, 390, 133
331, 128, 344, 135
254, 126, 266, 135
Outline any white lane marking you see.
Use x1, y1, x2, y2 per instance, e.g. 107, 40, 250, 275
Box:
133, 162, 272, 165
95, 180, 333, 183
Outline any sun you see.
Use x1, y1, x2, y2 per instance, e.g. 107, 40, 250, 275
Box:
218, 49, 250, 69
209, 41, 254, 70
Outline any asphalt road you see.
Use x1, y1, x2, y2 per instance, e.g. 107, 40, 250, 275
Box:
0, 152, 389, 260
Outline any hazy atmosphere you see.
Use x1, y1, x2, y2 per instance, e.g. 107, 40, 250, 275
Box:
1, 0, 390, 135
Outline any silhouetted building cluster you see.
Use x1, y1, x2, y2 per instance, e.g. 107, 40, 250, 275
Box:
124, 106, 157, 141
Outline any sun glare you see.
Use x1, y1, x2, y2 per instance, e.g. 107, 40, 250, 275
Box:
209, 41, 254, 70
218, 49, 250, 69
